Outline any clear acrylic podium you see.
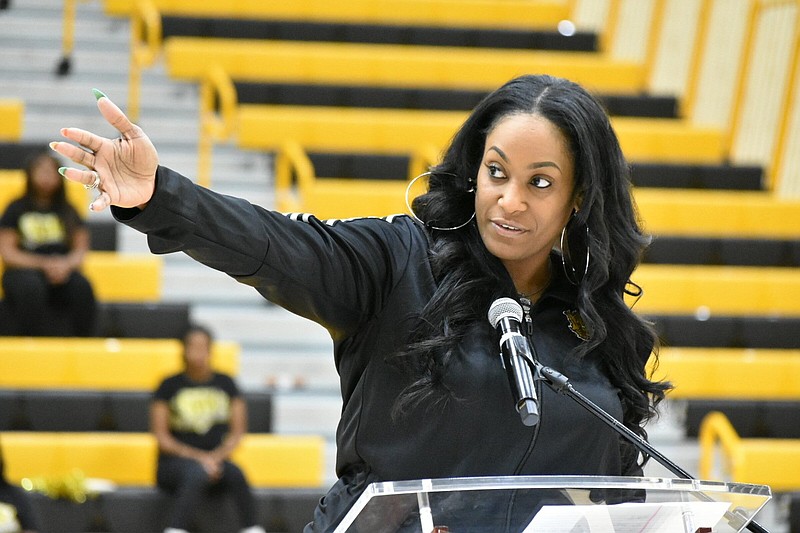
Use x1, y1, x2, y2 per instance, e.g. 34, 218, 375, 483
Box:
332, 476, 771, 533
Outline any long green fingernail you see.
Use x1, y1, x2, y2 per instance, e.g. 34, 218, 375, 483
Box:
92, 88, 106, 101
58, 167, 68, 177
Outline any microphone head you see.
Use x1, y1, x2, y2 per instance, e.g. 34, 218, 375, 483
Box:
488, 297, 524, 328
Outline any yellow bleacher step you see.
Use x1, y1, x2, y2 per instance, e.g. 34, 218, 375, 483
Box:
80, 251, 162, 301
0, 168, 89, 216
105, 0, 570, 30
166, 38, 646, 94
0, 251, 162, 302
630, 264, 800, 315
278, 177, 409, 219
0, 337, 239, 390
615, 118, 724, 164
0, 432, 325, 487
635, 188, 800, 238
238, 105, 723, 164
649, 347, 800, 400
0, 99, 24, 141
239, 105, 460, 154
278, 178, 799, 229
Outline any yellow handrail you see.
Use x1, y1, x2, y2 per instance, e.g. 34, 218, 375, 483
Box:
769, 6, 800, 191
59, 0, 77, 75
407, 145, 442, 182
698, 411, 744, 482
679, 0, 713, 120
643, 0, 667, 89
600, 0, 622, 54
274, 141, 316, 213
197, 64, 238, 188
127, 0, 161, 123
724, 0, 762, 161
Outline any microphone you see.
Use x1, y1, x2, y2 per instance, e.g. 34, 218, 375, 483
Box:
488, 297, 539, 426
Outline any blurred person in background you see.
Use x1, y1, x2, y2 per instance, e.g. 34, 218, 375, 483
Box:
151, 324, 265, 533
0, 150, 96, 336
0, 441, 39, 533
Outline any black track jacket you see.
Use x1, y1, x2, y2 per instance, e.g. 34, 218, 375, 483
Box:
113, 167, 647, 532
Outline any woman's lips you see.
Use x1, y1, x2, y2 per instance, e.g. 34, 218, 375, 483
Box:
492, 220, 526, 236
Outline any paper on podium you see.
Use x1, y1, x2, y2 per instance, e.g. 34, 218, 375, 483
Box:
523, 501, 731, 532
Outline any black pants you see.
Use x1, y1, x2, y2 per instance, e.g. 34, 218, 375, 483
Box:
156, 455, 258, 531
1, 268, 96, 336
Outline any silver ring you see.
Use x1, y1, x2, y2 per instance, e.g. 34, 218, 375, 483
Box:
84, 171, 101, 190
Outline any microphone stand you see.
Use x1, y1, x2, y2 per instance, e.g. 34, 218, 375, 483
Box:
533, 363, 770, 533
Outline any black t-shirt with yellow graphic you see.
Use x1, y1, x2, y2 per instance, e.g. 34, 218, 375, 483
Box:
0, 198, 83, 256
153, 372, 241, 451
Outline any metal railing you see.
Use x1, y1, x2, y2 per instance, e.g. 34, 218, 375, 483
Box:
601, 0, 800, 194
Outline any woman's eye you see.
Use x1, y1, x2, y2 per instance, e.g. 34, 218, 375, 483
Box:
531, 176, 552, 189
487, 164, 506, 179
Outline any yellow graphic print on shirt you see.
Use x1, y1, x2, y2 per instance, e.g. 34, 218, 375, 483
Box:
169, 388, 231, 435
0, 502, 21, 533
18, 212, 66, 250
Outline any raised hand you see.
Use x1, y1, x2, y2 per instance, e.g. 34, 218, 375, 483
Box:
50, 89, 159, 211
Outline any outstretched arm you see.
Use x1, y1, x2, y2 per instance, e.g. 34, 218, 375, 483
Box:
50, 89, 158, 212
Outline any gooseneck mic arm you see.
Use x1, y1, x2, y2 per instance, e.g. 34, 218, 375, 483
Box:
535, 363, 770, 533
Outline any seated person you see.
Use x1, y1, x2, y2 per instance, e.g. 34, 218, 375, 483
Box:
150, 324, 265, 533
0, 441, 39, 533
0, 151, 96, 336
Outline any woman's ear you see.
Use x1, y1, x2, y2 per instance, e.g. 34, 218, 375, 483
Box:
572, 192, 584, 213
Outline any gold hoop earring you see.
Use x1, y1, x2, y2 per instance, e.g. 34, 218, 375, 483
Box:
405, 171, 476, 231
560, 212, 590, 285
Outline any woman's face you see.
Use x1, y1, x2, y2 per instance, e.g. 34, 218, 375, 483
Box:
474, 112, 577, 280
30, 157, 62, 199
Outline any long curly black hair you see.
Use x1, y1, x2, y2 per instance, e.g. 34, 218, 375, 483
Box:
393, 74, 671, 440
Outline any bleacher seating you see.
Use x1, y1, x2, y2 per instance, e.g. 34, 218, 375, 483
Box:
699, 412, 800, 493
1, 432, 324, 487
98, 486, 325, 533
644, 237, 800, 267
634, 188, 800, 239
650, 349, 800, 492
646, 314, 800, 349
0, 141, 54, 169
0, 388, 272, 433
651, 348, 800, 401
1, 432, 326, 532
11, 0, 799, 530
103, 0, 572, 32
168, 37, 646, 93
0, 99, 24, 141
629, 264, 800, 316
0, 251, 161, 304
0, 167, 89, 216
93, 301, 190, 338
0, 337, 238, 390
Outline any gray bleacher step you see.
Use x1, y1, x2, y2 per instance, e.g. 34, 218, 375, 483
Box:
24, 111, 200, 144
191, 304, 333, 348
0, 48, 129, 77
1, 17, 128, 52
271, 390, 342, 440
1, 0, 113, 14
0, 79, 198, 114
161, 264, 267, 305
238, 347, 339, 392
